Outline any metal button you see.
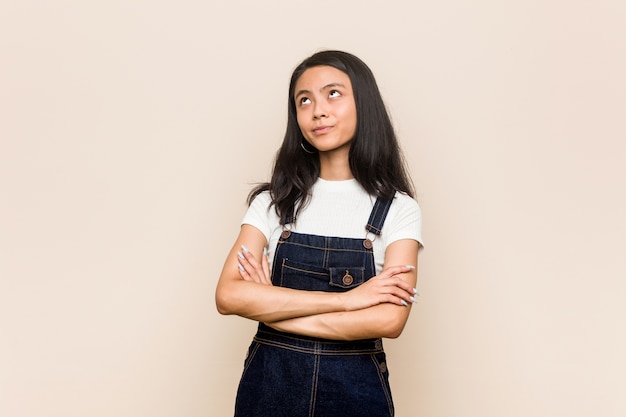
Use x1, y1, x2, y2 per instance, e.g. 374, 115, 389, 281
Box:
379, 361, 387, 373
342, 270, 354, 286
363, 239, 373, 249
281, 230, 291, 239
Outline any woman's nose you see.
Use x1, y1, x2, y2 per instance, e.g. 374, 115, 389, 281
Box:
313, 102, 328, 119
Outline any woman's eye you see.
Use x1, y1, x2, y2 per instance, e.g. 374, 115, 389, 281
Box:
329, 90, 341, 98
300, 97, 311, 105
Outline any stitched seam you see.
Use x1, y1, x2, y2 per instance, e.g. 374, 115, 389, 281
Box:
279, 258, 286, 286
240, 342, 260, 380
252, 338, 382, 355
323, 237, 329, 269
279, 241, 372, 253
309, 354, 320, 417
370, 354, 394, 416
257, 329, 379, 346
283, 265, 328, 276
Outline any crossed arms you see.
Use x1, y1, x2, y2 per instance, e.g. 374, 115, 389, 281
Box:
215, 224, 419, 340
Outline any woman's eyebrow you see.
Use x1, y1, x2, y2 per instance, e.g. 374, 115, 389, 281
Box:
294, 88, 311, 98
294, 83, 347, 98
320, 82, 346, 91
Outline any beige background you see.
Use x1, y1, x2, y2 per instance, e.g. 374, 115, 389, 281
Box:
1, 1, 625, 416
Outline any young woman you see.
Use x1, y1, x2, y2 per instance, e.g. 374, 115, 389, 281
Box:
216, 50, 423, 417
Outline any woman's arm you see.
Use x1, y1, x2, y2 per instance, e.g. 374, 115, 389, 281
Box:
215, 225, 416, 323
266, 239, 420, 340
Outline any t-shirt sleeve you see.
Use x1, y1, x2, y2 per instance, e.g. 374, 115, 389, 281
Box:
241, 192, 273, 242
385, 194, 424, 249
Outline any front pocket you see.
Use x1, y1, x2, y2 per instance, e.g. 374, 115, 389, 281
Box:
280, 258, 329, 290
279, 260, 366, 292
328, 266, 365, 289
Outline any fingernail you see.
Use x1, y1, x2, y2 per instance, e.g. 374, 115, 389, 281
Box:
401, 300, 408, 307
237, 263, 244, 271
405, 265, 416, 269
237, 251, 244, 260
241, 244, 250, 254
263, 247, 268, 257
410, 296, 417, 303
413, 288, 420, 296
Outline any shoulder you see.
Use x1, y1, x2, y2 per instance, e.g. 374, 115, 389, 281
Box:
249, 190, 273, 210
242, 190, 279, 240
388, 192, 421, 228
382, 192, 423, 247
392, 192, 421, 215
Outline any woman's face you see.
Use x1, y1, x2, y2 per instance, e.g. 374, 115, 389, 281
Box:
293, 65, 357, 155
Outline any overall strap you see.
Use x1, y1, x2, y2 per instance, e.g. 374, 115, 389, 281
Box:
365, 197, 394, 236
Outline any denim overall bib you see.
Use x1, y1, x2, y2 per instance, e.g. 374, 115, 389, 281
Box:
234, 198, 396, 417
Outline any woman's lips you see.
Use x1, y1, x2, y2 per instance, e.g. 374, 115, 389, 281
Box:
313, 125, 333, 134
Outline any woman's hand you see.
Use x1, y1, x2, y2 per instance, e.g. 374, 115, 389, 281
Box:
237, 244, 272, 286
339, 265, 418, 311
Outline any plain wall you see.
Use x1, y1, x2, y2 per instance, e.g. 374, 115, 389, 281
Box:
1, 1, 625, 416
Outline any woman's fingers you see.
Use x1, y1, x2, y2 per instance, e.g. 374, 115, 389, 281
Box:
236, 250, 255, 282
364, 265, 419, 308
340, 265, 419, 311
378, 265, 418, 297
373, 280, 418, 307
237, 244, 272, 285
382, 282, 419, 307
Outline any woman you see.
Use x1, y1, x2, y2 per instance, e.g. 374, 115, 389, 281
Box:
216, 50, 423, 417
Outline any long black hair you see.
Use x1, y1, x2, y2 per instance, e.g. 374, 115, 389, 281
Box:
248, 50, 415, 225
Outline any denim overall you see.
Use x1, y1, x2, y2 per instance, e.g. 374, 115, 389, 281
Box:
234, 198, 396, 417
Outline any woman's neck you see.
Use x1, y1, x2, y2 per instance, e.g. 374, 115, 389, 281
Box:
318, 150, 353, 180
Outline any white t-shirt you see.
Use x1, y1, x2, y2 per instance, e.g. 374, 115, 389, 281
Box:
242, 178, 423, 275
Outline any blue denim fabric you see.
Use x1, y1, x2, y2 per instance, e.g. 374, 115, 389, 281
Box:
234, 199, 395, 417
